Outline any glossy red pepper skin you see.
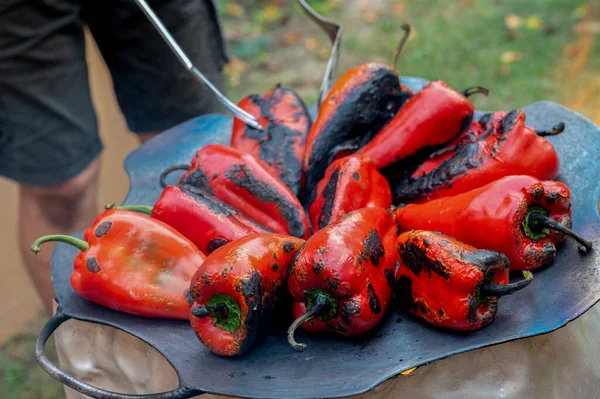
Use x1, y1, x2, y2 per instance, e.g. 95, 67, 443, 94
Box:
189, 234, 304, 356
308, 155, 392, 231
395, 175, 575, 270
395, 231, 511, 331
31, 209, 206, 319
150, 185, 270, 254
287, 207, 396, 343
302, 63, 413, 194
231, 85, 311, 197
178, 144, 310, 239
358, 80, 475, 172
393, 109, 561, 204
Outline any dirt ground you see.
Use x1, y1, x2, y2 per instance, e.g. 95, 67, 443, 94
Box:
0, 32, 139, 342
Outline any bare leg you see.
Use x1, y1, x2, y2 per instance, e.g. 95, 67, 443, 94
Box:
19, 157, 101, 314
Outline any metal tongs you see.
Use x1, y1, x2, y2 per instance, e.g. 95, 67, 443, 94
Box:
134, 0, 342, 127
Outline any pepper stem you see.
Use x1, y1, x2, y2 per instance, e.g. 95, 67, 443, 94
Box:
31, 235, 89, 254
159, 164, 190, 188
392, 23, 411, 73
527, 212, 593, 252
480, 271, 534, 297
105, 204, 153, 215
535, 122, 565, 137
461, 86, 490, 97
287, 294, 332, 352
191, 303, 230, 319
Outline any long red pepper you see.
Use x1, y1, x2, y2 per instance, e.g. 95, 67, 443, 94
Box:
395, 175, 592, 270
189, 234, 304, 356
393, 109, 562, 203
31, 209, 206, 319
395, 230, 533, 331
231, 84, 311, 197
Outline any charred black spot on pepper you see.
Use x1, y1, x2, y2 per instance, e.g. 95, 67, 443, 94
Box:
201, 273, 211, 288
95, 221, 112, 237
184, 290, 194, 306
318, 247, 326, 255
367, 283, 382, 314
400, 240, 451, 280
467, 296, 479, 325
479, 113, 493, 127
364, 229, 385, 266
271, 263, 279, 271
423, 238, 431, 248
272, 252, 278, 259
352, 172, 361, 181
241, 271, 263, 352
305, 69, 412, 191
317, 168, 341, 229
282, 241, 296, 253
460, 249, 508, 273
438, 308, 445, 316
180, 167, 212, 192
86, 257, 101, 273
439, 240, 452, 247
356, 256, 363, 265
384, 269, 395, 287
225, 164, 306, 238
459, 114, 474, 135
206, 237, 229, 254
312, 261, 324, 275
499, 109, 520, 134
324, 276, 340, 291
341, 299, 361, 326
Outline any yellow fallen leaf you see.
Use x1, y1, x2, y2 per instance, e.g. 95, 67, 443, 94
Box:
283, 31, 302, 46
358, 0, 370, 12
318, 47, 330, 60
501, 51, 522, 64
525, 15, 544, 30
305, 37, 319, 52
393, 1, 406, 16
401, 367, 417, 375
573, 4, 588, 19
261, 4, 283, 23
364, 11, 379, 23
226, 3, 245, 18
504, 13, 522, 30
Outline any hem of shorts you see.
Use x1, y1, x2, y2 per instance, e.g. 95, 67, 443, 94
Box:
0, 142, 104, 186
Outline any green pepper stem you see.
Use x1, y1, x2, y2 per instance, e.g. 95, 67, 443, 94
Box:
159, 164, 191, 188
105, 204, 153, 215
461, 86, 490, 97
392, 23, 411, 73
191, 303, 230, 319
287, 294, 332, 352
30, 235, 89, 254
535, 122, 565, 137
528, 213, 593, 252
480, 271, 534, 297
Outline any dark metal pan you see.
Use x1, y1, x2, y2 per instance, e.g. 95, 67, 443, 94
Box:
37, 77, 600, 399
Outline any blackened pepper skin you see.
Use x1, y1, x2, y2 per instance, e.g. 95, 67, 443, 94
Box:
302, 63, 412, 196
287, 207, 397, 351
189, 234, 304, 356
231, 85, 311, 197
395, 230, 533, 331
177, 144, 311, 239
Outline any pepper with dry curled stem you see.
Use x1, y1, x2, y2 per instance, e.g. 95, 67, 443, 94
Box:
395, 230, 533, 331
189, 234, 304, 356
393, 109, 563, 204
30, 209, 206, 319
395, 175, 592, 271
287, 207, 397, 351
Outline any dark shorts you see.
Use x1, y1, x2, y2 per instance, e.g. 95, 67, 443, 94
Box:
0, 0, 229, 186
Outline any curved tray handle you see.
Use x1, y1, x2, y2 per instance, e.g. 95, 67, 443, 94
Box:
36, 309, 202, 399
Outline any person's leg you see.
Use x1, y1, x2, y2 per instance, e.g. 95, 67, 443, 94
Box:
18, 158, 100, 314
0, 1, 103, 313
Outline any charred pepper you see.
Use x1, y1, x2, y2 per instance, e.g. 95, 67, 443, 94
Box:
161, 144, 310, 239
302, 26, 414, 194
395, 230, 533, 331
393, 109, 563, 203
189, 234, 304, 356
30, 209, 206, 319
358, 81, 488, 174
287, 207, 397, 351
309, 154, 392, 231
114, 184, 270, 254
231, 84, 312, 197
395, 175, 592, 270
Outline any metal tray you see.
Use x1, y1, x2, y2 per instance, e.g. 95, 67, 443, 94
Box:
36, 77, 600, 399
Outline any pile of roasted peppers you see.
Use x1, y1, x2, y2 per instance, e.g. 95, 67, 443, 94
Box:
32, 22, 593, 357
